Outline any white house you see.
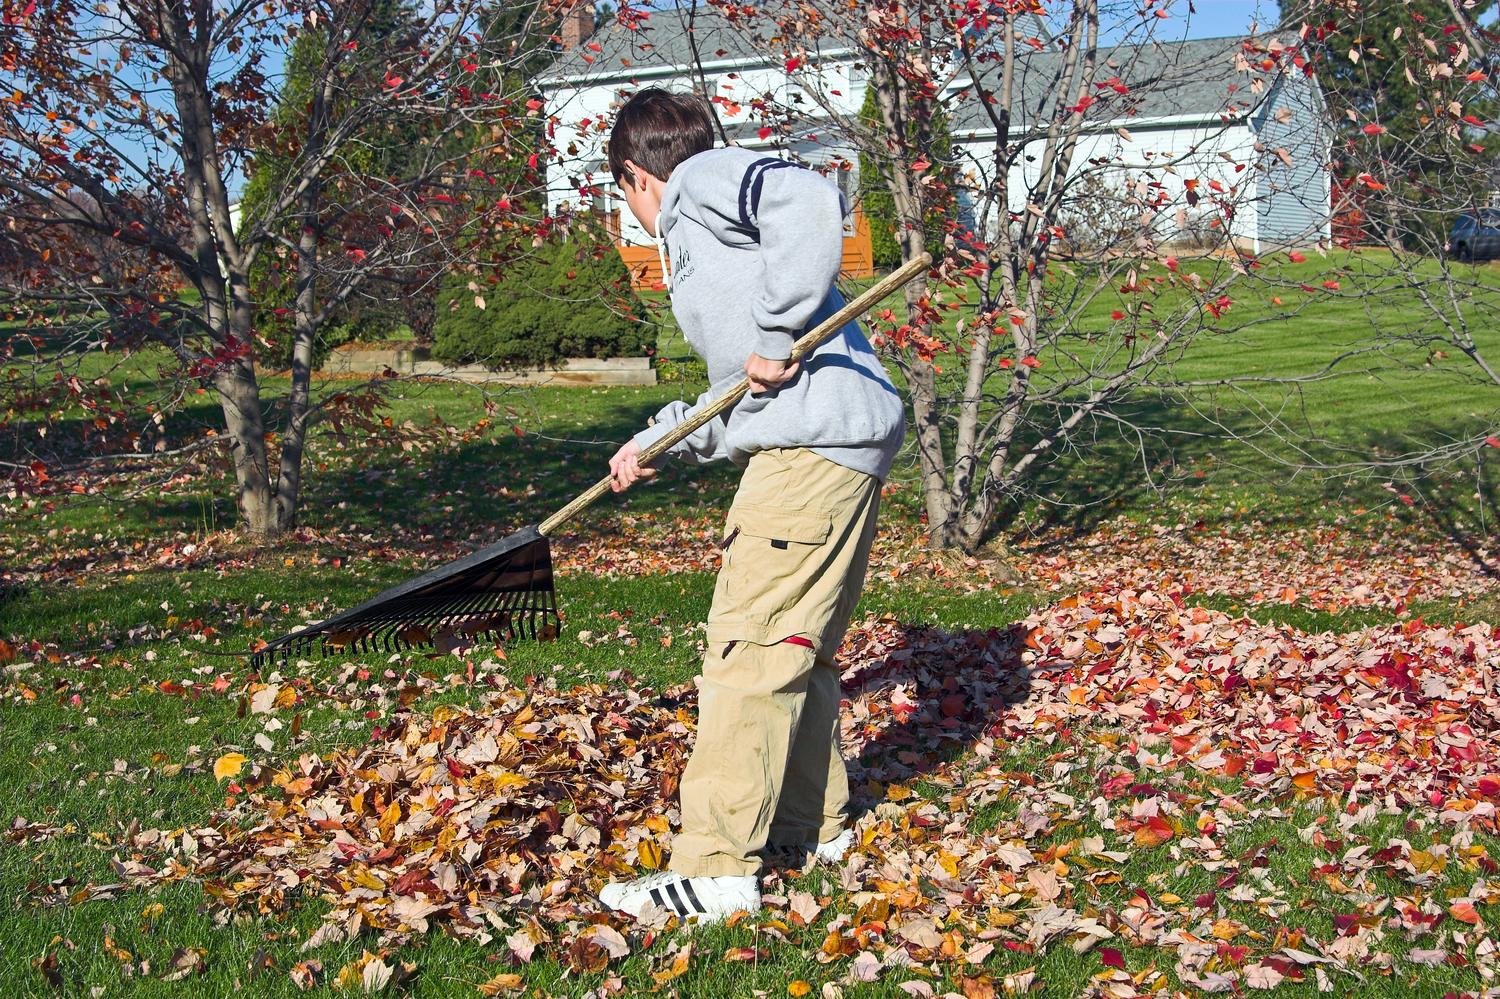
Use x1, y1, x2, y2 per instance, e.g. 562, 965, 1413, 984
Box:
539, 3, 1331, 286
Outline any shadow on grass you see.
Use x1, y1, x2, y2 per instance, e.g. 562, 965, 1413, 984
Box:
1400, 435, 1500, 581
3, 383, 745, 555
1004, 386, 1500, 553
839, 622, 1032, 812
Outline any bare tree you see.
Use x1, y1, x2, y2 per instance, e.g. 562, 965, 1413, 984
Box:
686, 0, 1313, 551
0, 0, 572, 536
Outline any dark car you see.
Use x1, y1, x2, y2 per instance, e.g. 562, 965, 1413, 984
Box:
1450, 208, 1500, 262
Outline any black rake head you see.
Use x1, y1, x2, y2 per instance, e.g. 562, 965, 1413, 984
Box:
251, 526, 560, 668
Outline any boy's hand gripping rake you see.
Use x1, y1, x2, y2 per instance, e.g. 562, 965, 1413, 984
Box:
251, 254, 932, 667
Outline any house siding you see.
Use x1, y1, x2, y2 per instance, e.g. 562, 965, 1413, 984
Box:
953, 119, 1264, 249
1253, 74, 1331, 248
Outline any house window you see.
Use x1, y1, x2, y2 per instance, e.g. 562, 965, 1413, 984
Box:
812, 158, 860, 237
591, 179, 622, 242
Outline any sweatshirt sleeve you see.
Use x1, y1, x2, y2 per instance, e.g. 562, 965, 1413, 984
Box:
741, 163, 847, 361
629, 375, 740, 465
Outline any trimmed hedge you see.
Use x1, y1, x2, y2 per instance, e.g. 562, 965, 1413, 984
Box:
433, 232, 650, 370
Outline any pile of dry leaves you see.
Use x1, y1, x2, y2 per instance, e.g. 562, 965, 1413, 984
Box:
111, 586, 1500, 995
558, 514, 1496, 614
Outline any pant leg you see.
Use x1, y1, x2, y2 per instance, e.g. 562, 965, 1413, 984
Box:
670, 448, 881, 877
769, 475, 881, 846
669, 639, 817, 877
766, 653, 848, 846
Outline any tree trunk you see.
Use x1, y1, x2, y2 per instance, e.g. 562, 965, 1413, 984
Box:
213, 359, 279, 536
273, 172, 325, 533
867, 39, 956, 549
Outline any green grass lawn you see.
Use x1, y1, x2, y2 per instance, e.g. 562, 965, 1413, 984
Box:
3, 252, 1500, 996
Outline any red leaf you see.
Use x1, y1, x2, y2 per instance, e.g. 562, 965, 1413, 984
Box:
1100, 947, 1126, 970
1485, 436, 1500, 448
1287, 250, 1306, 263
1020, 355, 1042, 369
785, 57, 802, 72
1110, 310, 1125, 320
758, 126, 773, 141
1362, 123, 1387, 136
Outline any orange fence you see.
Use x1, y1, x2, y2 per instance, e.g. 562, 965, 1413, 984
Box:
617, 209, 877, 291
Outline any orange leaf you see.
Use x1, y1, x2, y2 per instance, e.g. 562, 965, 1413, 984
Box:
1450, 901, 1482, 925
1133, 815, 1174, 848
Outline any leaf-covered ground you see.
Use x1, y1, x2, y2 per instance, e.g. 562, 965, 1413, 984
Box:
6, 514, 1500, 997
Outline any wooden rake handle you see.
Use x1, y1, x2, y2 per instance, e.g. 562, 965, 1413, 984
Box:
538, 251, 933, 536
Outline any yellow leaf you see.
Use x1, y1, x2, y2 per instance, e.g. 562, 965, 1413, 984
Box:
378, 801, 401, 841
1211, 919, 1241, 940
789, 982, 813, 997
103, 934, 133, 962
477, 972, 524, 995
1411, 849, 1446, 875
214, 752, 248, 781
637, 838, 663, 870
350, 866, 386, 891
651, 944, 692, 985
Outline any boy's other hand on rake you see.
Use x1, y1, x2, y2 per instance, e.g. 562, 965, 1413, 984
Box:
609, 440, 657, 492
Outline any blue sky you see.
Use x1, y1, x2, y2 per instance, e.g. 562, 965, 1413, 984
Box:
1100, 0, 1282, 42
1176, 0, 1282, 38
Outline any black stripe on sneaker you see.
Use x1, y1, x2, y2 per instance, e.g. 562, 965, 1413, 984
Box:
663, 880, 692, 915
680, 879, 706, 914
649, 886, 666, 911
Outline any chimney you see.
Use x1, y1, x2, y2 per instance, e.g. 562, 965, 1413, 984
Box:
559, 1, 594, 50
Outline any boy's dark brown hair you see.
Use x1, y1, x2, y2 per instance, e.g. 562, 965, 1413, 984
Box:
607, 88, 715, 186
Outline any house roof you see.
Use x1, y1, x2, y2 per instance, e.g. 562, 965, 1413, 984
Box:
545, 1, 1051, 83
950, 35, 1280, 136
545, 3, 1295, 132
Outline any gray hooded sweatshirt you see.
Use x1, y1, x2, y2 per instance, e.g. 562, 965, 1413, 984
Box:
630, 147, 906, 480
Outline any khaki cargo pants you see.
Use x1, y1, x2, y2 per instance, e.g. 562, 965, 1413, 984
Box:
669, 447, 881, 878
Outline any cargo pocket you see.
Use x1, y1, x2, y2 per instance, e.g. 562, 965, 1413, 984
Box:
717, 502, 833, 632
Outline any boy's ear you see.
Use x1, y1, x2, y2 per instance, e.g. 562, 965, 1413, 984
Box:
621, 159, 652, 191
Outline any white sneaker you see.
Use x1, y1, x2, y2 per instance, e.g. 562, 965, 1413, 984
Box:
808, 828, 855, 864
598, 871, 761, 923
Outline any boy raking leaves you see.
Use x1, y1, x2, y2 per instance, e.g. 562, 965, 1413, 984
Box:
596, 89, 906, 922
